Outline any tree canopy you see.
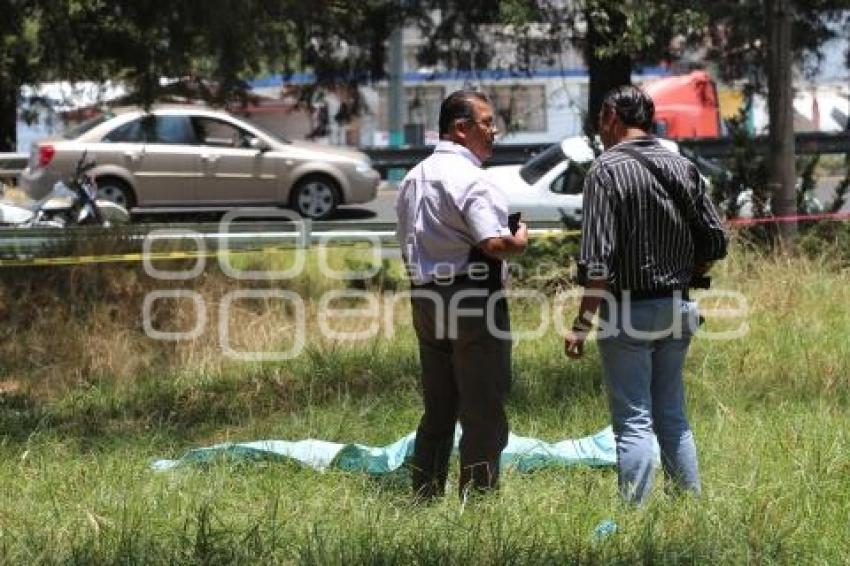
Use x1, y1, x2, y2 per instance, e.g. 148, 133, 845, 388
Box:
2, 1, 849, 151
2, 0, 408, 150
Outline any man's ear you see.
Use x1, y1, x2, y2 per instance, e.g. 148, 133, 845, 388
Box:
448, 122, 468, 145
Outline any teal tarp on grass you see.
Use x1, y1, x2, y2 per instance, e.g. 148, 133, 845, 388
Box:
152, 427, 617, 473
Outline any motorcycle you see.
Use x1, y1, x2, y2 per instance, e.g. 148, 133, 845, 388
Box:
0, 153, 130, 228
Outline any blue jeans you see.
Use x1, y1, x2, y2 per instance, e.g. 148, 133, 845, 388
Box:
597, 297, 701, 505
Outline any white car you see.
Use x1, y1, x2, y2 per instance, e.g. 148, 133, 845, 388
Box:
486, 136, 681, 226
486, 136, 820, 224
485, 136, 594, 226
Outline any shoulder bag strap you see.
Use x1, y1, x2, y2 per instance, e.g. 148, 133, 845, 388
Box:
617, 146, 714, 290
615, 146, 693, 224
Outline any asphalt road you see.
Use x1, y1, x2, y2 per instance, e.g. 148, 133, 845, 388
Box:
334, 187, 397, 222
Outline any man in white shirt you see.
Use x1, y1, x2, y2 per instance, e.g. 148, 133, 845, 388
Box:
396, 91, 528, 500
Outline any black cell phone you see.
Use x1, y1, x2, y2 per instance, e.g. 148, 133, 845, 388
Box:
508, 212, 521, 235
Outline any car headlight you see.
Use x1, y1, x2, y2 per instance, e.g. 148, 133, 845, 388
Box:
355, 160, 372, 174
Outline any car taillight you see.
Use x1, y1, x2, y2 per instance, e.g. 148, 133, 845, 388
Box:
37, 145, 56, 168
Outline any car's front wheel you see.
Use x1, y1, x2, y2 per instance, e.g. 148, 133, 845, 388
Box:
290, 175, 340, 220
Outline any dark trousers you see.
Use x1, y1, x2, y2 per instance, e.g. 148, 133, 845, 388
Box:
410, 283, 512, 500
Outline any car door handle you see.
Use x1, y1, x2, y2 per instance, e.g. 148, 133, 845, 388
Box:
201, 154, 220, 163
123, 150, 144, 162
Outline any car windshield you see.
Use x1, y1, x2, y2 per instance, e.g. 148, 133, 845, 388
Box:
520, 143, 566, 185
62, 112, 116, 139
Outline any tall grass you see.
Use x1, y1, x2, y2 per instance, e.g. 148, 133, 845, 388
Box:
0, 237, 848, 563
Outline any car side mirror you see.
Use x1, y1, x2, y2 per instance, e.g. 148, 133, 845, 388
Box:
249, 137, 271, 153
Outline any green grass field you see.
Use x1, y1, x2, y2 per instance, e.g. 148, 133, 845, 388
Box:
0, 238, 848, 564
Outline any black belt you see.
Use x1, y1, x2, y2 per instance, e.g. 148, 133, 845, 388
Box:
614, 288, 690, 301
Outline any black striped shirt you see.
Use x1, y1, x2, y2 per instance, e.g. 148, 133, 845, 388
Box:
578, 136, 727, 293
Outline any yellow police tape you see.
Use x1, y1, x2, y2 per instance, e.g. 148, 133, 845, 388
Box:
0, 229, 582, 268
0, 246, 288, 267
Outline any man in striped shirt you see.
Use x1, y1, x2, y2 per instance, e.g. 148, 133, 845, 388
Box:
565, 85, 727, 505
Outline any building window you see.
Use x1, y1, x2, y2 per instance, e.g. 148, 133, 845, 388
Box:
377, 85, 445, 133
484, 84, 547, 133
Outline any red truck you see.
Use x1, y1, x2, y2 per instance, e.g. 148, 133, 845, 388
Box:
642, 70, 722, 139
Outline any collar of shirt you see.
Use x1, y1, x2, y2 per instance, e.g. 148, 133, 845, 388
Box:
606, 135, 658, 152
433, 140, 482, 168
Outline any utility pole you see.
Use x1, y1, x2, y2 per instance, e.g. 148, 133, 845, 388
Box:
766, 0, 797, 244
387, 23, 406, 183
388, 26, 405, 148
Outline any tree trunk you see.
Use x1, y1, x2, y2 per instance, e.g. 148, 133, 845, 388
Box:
583, 6, 632, 137
0, 80, 18, 152
766, 0, 797, 244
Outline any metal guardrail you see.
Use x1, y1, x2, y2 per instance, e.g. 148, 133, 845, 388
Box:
364, 144, 549, 174
677, 131, 850, 159
364, 132, 850, 174
0, 219, 572, 261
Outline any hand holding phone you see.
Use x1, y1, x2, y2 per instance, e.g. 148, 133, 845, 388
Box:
508, 212, 521, 235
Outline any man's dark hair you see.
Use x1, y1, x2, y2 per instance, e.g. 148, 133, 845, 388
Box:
601, 85, 655, 131
439, 90, 490, 137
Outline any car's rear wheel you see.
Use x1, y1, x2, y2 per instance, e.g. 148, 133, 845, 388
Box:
290, 175, 340, 220
96, 177, 136, 210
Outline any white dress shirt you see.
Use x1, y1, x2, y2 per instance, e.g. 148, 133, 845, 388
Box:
395, 141, 512, 285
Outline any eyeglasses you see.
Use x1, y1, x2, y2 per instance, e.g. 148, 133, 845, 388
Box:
461, 117, 498, 131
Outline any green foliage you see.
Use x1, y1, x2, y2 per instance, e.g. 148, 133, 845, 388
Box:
718, 110, 788, 220
799, 220, 850, 266
510, 233, 580, 291
698, 1, 849, 86
0, 0, 39, 150
428, 0, 706, 73
34, 1, 306, 107
4, 1, 849, 150
585, 1, 707, 62
712, 102, 843, 248
344, 256, 405, 292
415, 0, 502, 71
3, 0, 414, 149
